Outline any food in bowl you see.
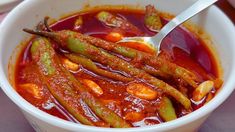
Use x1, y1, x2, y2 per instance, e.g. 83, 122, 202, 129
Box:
13, 5, 222, 128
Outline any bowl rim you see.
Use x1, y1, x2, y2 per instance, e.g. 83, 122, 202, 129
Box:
1, 0, 235, 131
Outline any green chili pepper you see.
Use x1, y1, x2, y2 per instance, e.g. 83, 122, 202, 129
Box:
158, 97, 177, 121
65, 53, 133, 82
31, 37, 131, 128
24, 30, 191, 109
144, 5, 163, 32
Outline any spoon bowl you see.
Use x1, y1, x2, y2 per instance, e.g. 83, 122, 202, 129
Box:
118, 0, 218, 55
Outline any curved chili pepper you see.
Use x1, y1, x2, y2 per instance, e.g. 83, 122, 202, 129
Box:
25, 30, 191, 109
65, 53, 133, 82
31, 37, 132, 128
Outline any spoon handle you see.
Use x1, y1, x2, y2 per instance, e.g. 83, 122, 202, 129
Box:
153, 0, 218, 49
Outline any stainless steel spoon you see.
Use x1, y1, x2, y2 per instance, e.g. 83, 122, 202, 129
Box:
118, 0, 218, 55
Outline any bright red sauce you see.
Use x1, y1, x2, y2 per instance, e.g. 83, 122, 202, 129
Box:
15, 9, 219, 127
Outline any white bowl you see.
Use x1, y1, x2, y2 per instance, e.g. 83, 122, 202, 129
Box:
0, 0, 21, 13
1, 0, 235, 132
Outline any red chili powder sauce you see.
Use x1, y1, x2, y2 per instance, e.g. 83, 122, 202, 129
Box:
14, 8, 219, 127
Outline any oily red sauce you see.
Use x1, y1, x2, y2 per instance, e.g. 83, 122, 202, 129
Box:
15, 9, 219, 127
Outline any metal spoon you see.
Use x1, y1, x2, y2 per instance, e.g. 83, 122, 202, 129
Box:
118, 0, 218, 55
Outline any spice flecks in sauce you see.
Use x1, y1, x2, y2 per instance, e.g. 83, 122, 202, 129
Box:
15, 9, 219, 127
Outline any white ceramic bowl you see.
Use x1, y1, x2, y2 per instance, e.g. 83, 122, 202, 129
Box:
1, 0, 235, 132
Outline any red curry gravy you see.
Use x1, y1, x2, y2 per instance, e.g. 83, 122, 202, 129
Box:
15, 8, 219, 127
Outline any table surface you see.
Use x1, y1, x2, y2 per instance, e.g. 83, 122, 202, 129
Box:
0, 0, 235, 132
